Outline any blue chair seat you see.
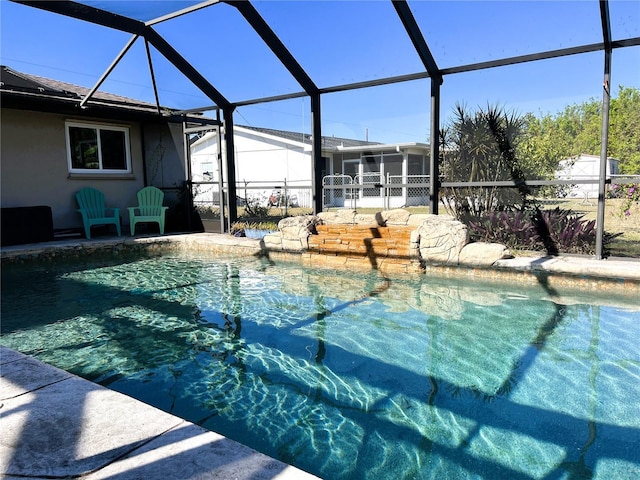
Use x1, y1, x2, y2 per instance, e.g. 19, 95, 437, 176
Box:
128, 186, 168, 235
75, 187, 121, 239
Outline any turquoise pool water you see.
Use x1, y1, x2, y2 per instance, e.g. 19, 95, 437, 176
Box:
1, 252, 639, 479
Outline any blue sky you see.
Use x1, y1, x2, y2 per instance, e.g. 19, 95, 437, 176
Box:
1, 0, 638, 144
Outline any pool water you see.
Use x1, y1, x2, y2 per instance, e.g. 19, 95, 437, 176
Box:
2, 253, 639, 479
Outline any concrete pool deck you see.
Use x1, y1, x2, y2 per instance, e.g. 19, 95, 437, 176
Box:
0, 346, 319, 479
1, 232, 638, 479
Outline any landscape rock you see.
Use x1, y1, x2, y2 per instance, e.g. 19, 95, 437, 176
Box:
417, 215, 469, 264
277, 215, 319, 232
381, 209, 411, 225
406, 213, 431, 226
262, 233, 282, 249
353, 213, 382, 226
458, 242, 513, 266
265, 212, 510, 268
317, 209, 357, 224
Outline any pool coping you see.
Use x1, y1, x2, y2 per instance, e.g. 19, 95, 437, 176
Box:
3, 231, 639, 284
0, 346, 320, 479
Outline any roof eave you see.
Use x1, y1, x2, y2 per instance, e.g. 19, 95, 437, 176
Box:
0, 90, 172, 122
336, 142, 430, 152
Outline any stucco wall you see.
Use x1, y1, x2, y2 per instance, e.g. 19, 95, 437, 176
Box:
1, 108, 146, 231
190, 128, 314, 208
143, 121, 186, 189
191, 129, 311, 185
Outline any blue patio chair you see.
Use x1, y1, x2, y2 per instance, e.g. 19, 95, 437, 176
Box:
75, 187, 121, 239
128, 186, 168, 235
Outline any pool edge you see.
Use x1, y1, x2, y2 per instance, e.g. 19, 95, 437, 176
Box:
0, 345, 320, 479
2, 232, 639, 294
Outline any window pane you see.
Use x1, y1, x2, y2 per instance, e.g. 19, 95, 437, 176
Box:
343, 160, 359, 177
362, 155, 381, 173
100, 129, 127, 170
69, 126, 99, 169
342, 160, 359, 199
408, 154, 425, 175
362, 155, 381, 197
384, 155, 403, 175
385, 155, 403, 196
341, 152, 361, 161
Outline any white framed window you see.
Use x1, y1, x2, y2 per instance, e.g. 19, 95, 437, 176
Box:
65, 121, 131, 173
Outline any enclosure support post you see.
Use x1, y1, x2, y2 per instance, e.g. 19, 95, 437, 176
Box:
595, 60, 611, 259
595, 0, 612, 259
216, 111, 225, 235
311, 94, 323, 214
183, 119, 193, 231
223, 107, 238, 231
429, 77, 442, 215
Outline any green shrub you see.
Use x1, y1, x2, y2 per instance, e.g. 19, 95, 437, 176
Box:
466, 208, 610, 255
609, 183, 640, 218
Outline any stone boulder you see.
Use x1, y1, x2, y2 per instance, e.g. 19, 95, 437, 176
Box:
263, 215, 320, 251
407, 213, 431, 227
277, 215, 319, 233
353, 213, 383, 226
317, 209, 357, 225
263, 212, 512, 267
417, 214, 469, 264
458, 242, 513, 266
262, 232, 283, 250
380, 208, 411, 225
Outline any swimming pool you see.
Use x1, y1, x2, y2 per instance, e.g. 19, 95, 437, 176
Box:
2, 252, 639, 479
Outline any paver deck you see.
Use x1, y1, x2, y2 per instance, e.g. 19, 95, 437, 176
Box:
0, 347, 319, 479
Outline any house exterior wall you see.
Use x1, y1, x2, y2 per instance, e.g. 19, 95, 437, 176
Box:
235, 132, 310, 185
556, 154, 620, 199
191, 129, 314, 208
1, 108, 147, 230
142, 121, 189, 229
143, 121, 187, 189
190, 128, 431, 211
234, 132, 311, 207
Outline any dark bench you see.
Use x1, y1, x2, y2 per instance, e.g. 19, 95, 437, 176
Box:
1, 206, 54, 246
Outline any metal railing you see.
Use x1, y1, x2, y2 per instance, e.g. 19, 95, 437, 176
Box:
322, 173, 432, 210
194, 173, 639, 214
192, 178, 313, 214
321, 173, 640, 211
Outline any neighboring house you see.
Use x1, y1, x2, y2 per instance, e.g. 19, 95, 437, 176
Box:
1, 65, 194, 243
190, 125, 431, 210
556, 154, 620, 199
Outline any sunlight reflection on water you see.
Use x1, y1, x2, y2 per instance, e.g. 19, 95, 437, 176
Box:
2, 253, 639, 479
